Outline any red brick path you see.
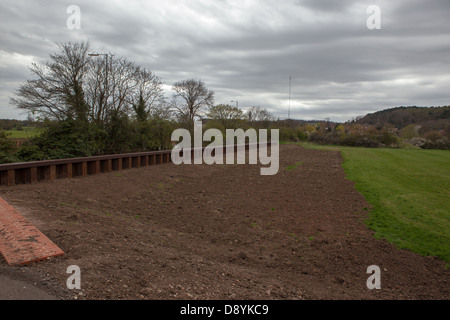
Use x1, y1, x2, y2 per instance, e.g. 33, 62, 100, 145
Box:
0, 197, 64, 265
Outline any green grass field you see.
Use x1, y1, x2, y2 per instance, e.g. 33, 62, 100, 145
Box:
287, 142, 450, 263
4, 127, 42, 138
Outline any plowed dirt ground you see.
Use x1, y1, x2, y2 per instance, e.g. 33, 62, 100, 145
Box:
0, 144, 448, 299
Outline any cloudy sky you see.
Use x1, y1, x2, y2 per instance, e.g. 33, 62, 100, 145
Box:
1, 0, 449, 122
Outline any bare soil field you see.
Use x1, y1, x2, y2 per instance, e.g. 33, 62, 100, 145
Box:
0, 144, 448, 300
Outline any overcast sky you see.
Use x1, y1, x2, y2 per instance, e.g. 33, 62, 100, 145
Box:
1, 0, 449, 122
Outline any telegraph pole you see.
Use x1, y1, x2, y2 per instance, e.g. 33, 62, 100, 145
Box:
288, 76, 291, 120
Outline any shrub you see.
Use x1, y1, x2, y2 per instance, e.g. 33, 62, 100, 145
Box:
16, 143, 46, 162
279, 127, 297, 141
295, 128, 308, 141
0, 130, 19, 164
25, 119, 105, 160
340, 134, 380, 148
378, 130, 399, 147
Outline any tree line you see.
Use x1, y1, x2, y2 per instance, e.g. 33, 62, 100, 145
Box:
1, 41, 279, 163
351, 106, 450, 128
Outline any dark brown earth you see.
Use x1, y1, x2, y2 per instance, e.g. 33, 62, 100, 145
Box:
0, 144, 448, 300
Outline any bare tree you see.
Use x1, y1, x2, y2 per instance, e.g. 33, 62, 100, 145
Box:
86, 56, 168, 125
84, 55, 108, 124
10, 41, 91, 121
129, 68, 166, 119
108, 56, 139, 116
246, 106, 275, 128
85, 55, 139, 123
207, 104, 245, 130
11, 41, 167, 127
171, 78, 214, 131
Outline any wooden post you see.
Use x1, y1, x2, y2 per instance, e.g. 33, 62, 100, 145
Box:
81, 162, 87, 176
67, 163, 73, 178
135, 156, 140, 168
7, 169, 15, 186
49, 165, 56, 181
30, 167, 37, 184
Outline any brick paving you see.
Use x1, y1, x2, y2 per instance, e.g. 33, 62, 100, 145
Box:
0, 197, 64, 265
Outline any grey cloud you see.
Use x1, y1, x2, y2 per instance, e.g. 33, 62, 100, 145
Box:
295, 0, 359, 13
0, 0, 449, 122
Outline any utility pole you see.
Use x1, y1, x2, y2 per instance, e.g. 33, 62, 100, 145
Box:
88, 53, 109, 79
288, 76, 291, 120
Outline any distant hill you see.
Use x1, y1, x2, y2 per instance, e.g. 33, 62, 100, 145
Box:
351, 106, 450, 131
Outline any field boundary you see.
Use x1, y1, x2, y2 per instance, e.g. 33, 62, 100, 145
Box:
286, 141, 450, 263
0, 143, 272, 186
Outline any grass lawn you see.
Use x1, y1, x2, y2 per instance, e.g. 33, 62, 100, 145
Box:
5, 127, 42, 138
286, 141, 450, 263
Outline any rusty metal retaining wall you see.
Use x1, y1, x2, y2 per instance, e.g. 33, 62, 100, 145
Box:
0, 150, 172, 186
0, 143, 272, 186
